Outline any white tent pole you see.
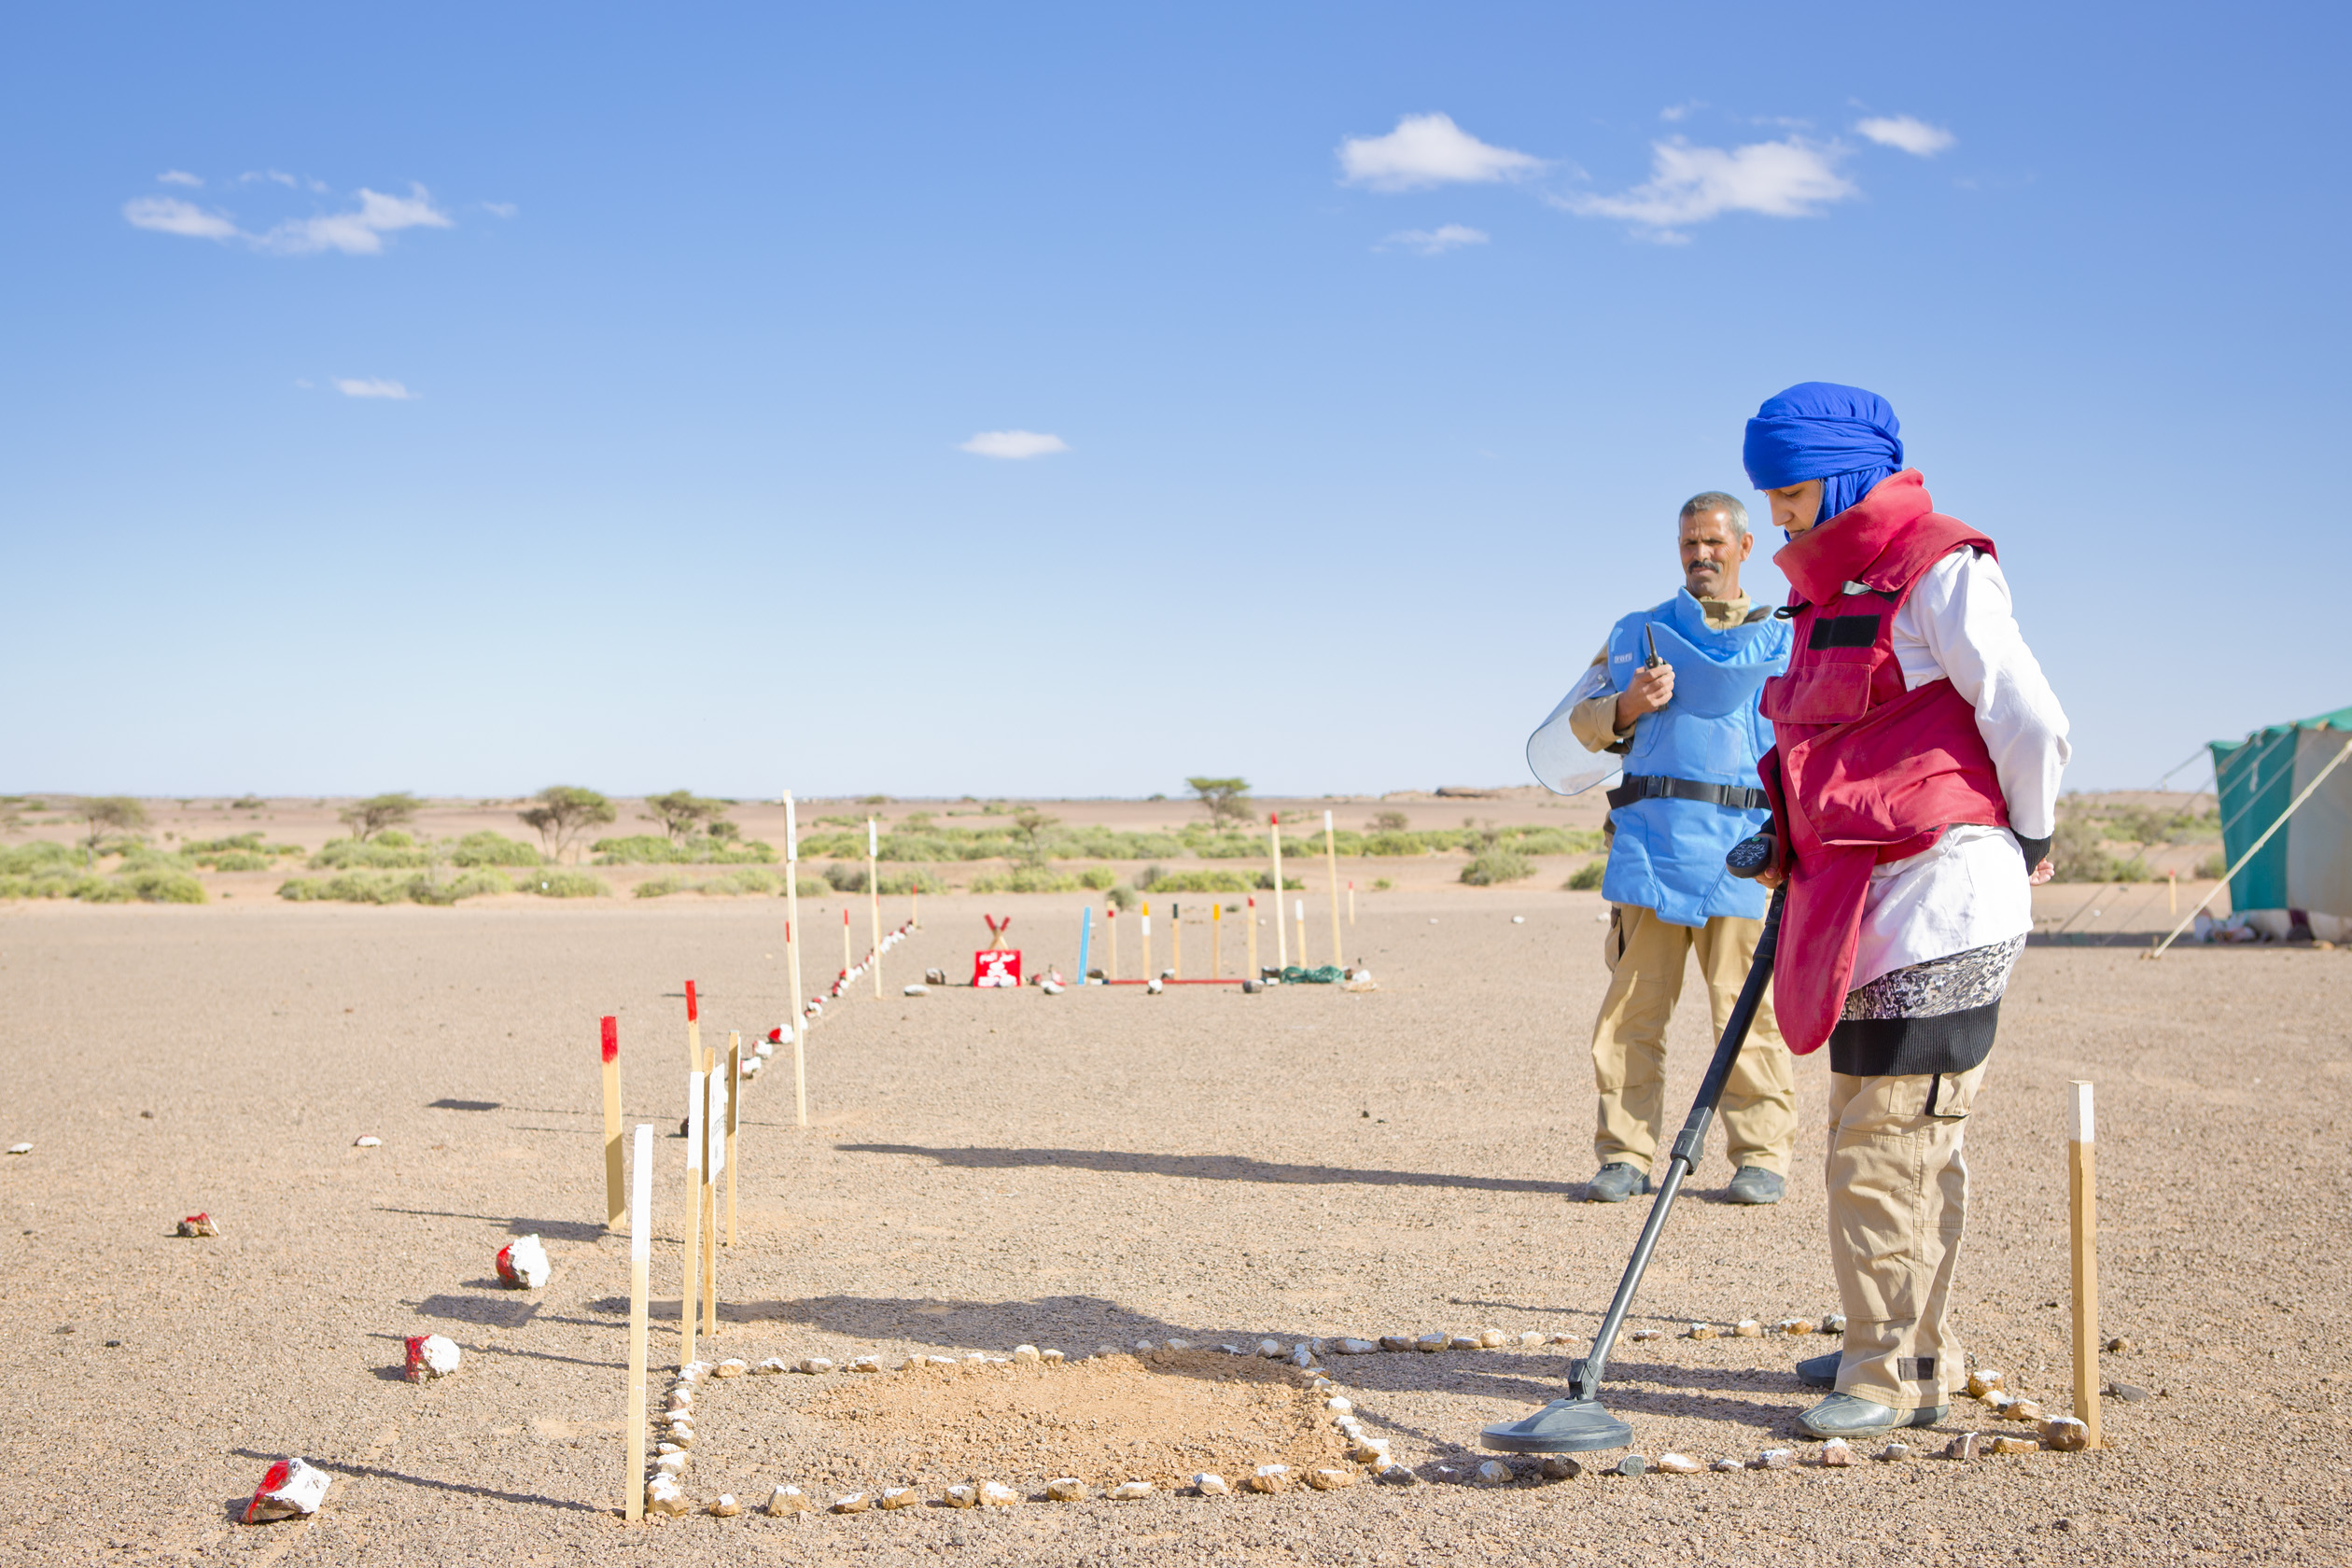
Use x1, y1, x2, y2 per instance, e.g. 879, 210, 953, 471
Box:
2147, 733, 2352, 959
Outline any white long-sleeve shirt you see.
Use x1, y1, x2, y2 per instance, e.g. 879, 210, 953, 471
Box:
1851, 548, 2071, 988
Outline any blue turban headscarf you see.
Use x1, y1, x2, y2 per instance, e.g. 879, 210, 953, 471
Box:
1742, 383, 1904, 528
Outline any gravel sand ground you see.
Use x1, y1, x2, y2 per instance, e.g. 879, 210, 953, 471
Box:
1, 892, 2345, 1565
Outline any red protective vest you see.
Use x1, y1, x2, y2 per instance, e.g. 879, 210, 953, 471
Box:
1755, 471, 2010, 1055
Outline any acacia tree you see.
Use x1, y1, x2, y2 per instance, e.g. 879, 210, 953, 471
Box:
517, 786, 617, 862
1185, 777, 1253, 830
642, 790, 725, 843
1009, 808, 1057, 869
340, 792, 422, 842
79, 796, 148, 865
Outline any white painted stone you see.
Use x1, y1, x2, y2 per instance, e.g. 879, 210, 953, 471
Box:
1257, 1338, 1284, 1358
354, 1136, 382, 1148
1991, 1435, 2041, 1455
1324, 1396, 1353, 1413
831, 1493, 869, 1513
1512, 916, 1526, 923
1347, 1438, 1391, 1463
1012, 1345, 1042, 1364
795, 1357, 834, 1375
646, 1477, 688, 1516
978, 1481, 1018, 1506
655, 1453, 689, 1477
713, 1359, 749, 1379
903, 984, 930, 996
1733, 1319, 1763, 1337
1165, 1338, 1193, 1351
1775, 1318, 1813, 1337
1477, 1461, 1514, 1484
1414, 1333, 1448, 1352
754, 1358, 788, 1375
1819, 1439, 1855, 1468
847, 1356, 883, 1373
244, 1458, 331, 1522
708, 1494, 742, 1517
1041, 1349, 1065, 1364
2039, 1417, 2090, 1452
877, 1487, 918, 1509
1548, 1333, 1577, 1345
764, 1484, 809, 1515
1628, 1328, 1661, 1342
405, 1334, 461, 1382
1336, 1337, 1378, 1355
1966, 1368, 2006, 1399
1711, 1458, 1743, 1473
1246, 1464, 1290, 1493
1044, 1477, 1085, 1501
1477, 1330, 1508, 1349
1754, 1448, 1794, 1470
1194, 1473, 1231, 1496
943, 1484, 977, 1508
1449, 1335, 1480, 1351
1308, 1468, 1356, 1491
1821, 1313, 1847, 1334
1518, 1331, 1544, 1348
496, 1234, 552, 1290
655, 1442, 681, 1458
7, 1144, 29, 1155
1875, 1441, 1912, 1462
1655, 1453, 1702, 1475
1146, 978, 1164, 994
1109, 1480, 1153, 1500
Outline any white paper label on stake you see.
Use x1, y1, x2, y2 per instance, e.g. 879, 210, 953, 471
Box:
1324, 809, 1333, 832
784, 795, 798, 863
707, 1078, 728, 1176
1141, 916, 1151, 936
630, 1125, 654, 1262
868, 819, 878, 856
686, 1071, 706, 1170
1295, 899, 1305, 920
2069, 1081, 2094, 1145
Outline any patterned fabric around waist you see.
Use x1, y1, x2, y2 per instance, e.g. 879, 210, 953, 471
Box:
1827, 935, 2024, 1078
1840, 935, 2025, 1021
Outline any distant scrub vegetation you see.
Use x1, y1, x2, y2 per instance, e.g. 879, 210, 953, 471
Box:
591, 834, 776, 866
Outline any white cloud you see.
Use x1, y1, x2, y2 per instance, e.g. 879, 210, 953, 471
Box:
334, 378, 415, 399
1338, 113, 1545, 192
1379, 223, 1490, 255
122, 196, 239, 241
123, 181, 455, 256
157, 170, 203, 187
480, 201, 518, 218
1855, 115, 1955, 157
1555, 137, 1855, 233
958, 429, 1068, 459
257, 185, 454, 255
241, 169, 300, 188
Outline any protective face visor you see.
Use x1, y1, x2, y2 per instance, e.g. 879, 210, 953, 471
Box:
1525, 662, 1621, 797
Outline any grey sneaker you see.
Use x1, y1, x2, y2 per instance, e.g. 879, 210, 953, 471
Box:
1797, 1393, 1947, 1439
1726, 1166, 1785, 1205
1585, 1163, 1652, 1203
1796, 1351, 1841, 1390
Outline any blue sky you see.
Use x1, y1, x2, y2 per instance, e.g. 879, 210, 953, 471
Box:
4, 3, 2341, 799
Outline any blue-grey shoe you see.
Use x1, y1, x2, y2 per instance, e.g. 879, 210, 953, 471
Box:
1726, 1166, 1785, 1205
1798, 1393, 1947, 1439
1796, 1351, 1841, 1390
1585, 1163, 1652, 1203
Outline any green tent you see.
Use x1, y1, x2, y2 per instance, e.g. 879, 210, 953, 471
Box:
2209, 703, 2352, 917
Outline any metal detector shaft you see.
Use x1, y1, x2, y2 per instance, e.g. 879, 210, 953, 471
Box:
1571, 886, 1784, 1398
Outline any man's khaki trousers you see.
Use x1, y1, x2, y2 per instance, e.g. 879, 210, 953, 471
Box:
1826, 1063, 1986, 1409
1589, 903, 1797, 1176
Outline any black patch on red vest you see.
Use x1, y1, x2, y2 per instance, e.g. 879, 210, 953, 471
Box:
1807, 614, 1883, 651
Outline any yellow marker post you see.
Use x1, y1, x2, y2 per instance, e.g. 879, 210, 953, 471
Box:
703, 1064, 722, 1335
1171, 903, 1183, 979
1211, 902, 1222, 978
2068, 1082, 2103, 1449
1323, 810, 1343, 968
1141, 903, 1154, 982
1247, 896, 1259, 979
1269, 816, 1288, 970
600, 1016, 624, 1232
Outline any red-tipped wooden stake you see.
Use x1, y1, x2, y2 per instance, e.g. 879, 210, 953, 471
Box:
601, 1016, 624, 1231
702, 1063, 721, 1334
782, 793, 807, 1128
1269, 815, 1288, 969
680, 1066, 705, 1365
1247, 895, 1258, 978
624, 1123, 651, 1519
1323, 811, 1343, 968
683, 980, 702, 1077
724, 1031, 740, 1247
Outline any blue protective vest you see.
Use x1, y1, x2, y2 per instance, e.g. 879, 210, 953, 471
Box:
1599, 591, 1792, 927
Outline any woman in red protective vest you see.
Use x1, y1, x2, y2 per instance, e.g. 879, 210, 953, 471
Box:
1741, 384, 2070, 1440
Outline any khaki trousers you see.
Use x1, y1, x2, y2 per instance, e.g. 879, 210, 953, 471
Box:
1825, 1064, 1986, 1408
1589, 903, 1797, 1176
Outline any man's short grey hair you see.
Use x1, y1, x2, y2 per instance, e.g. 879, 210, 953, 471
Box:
1679, 491, 1750, 538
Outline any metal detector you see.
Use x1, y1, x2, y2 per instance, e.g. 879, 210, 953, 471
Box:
1480, 875, 1786, 1455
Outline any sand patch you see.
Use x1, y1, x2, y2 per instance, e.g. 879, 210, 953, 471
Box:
697, 1350, 1351, 1498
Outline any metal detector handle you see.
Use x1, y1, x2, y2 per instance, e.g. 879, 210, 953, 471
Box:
1574, 886, 1785, 1399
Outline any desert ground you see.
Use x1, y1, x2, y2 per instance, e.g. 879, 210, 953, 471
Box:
2, 792, 2341, 1566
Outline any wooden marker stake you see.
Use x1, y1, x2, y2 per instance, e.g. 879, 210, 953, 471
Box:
1107, 906, 1120, 980
623, 1122, 652, 1520
1295, 897, 1308, 969
1211, 902, 1222, 978
2168, 870, 2177, 917
1171, 902, 1183, 979
1348, 880, 1355, 926
842, 906, 852, 981
724, 1030, 740, 1247
2068, 1081, 2102, 1449
679, 1068, 705, 1365
1247, 896, 1259, 978
868, 819, 883, 998
1323, 810, 1343, 968
1269, 816, 1288, 970
703, 1066, 722, 1334
783, 793, 807, 1128
601, 1015, 624, 1232
683, 980, 702, 1075
1141, 903, 1154, 981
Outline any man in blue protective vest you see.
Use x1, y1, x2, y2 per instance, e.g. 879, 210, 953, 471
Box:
1565, 492, 1798, 1204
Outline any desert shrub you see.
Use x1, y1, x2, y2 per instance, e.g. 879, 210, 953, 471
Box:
1134, 864, 1164, 890
592, 833, 776, 866
2194, 850, 2227, 879
340, 794, 422, 842
0, 842, 76, 876
875, 869, 926, 895
374, 829, 416, 848
520, 869, 609, 898
517, 785, 617, 861
1363, 831, 1430, 858
2049, 817, 2149, 884
1461, 847, 1533, 886
1505, 827, 1604, 856
968, 868, 1081, 893
280, 872, 399, 903
1371, 877, 1393, 890
231, 794, 265, 809
700, 867, 782, 896
1368, 810, 1410, 833
1138, 868, 1254, 893
1077, 866, 1118, 890
1105, 884, 1136, 909
823, 862, 869, 893
1187, 833, 1264, 860
449, 832, 542, 867
77, 877, 137, 903
794, 876, 829, 897
634, 875, 690, 899
445, 870, 513, 901
207, 852, 273, 872
1252, 871, 1305, 890
1566, 860, 1606, 890
311, 838, 432, 871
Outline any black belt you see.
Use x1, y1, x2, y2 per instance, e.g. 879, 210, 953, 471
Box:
1605, 774, 1771, 812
